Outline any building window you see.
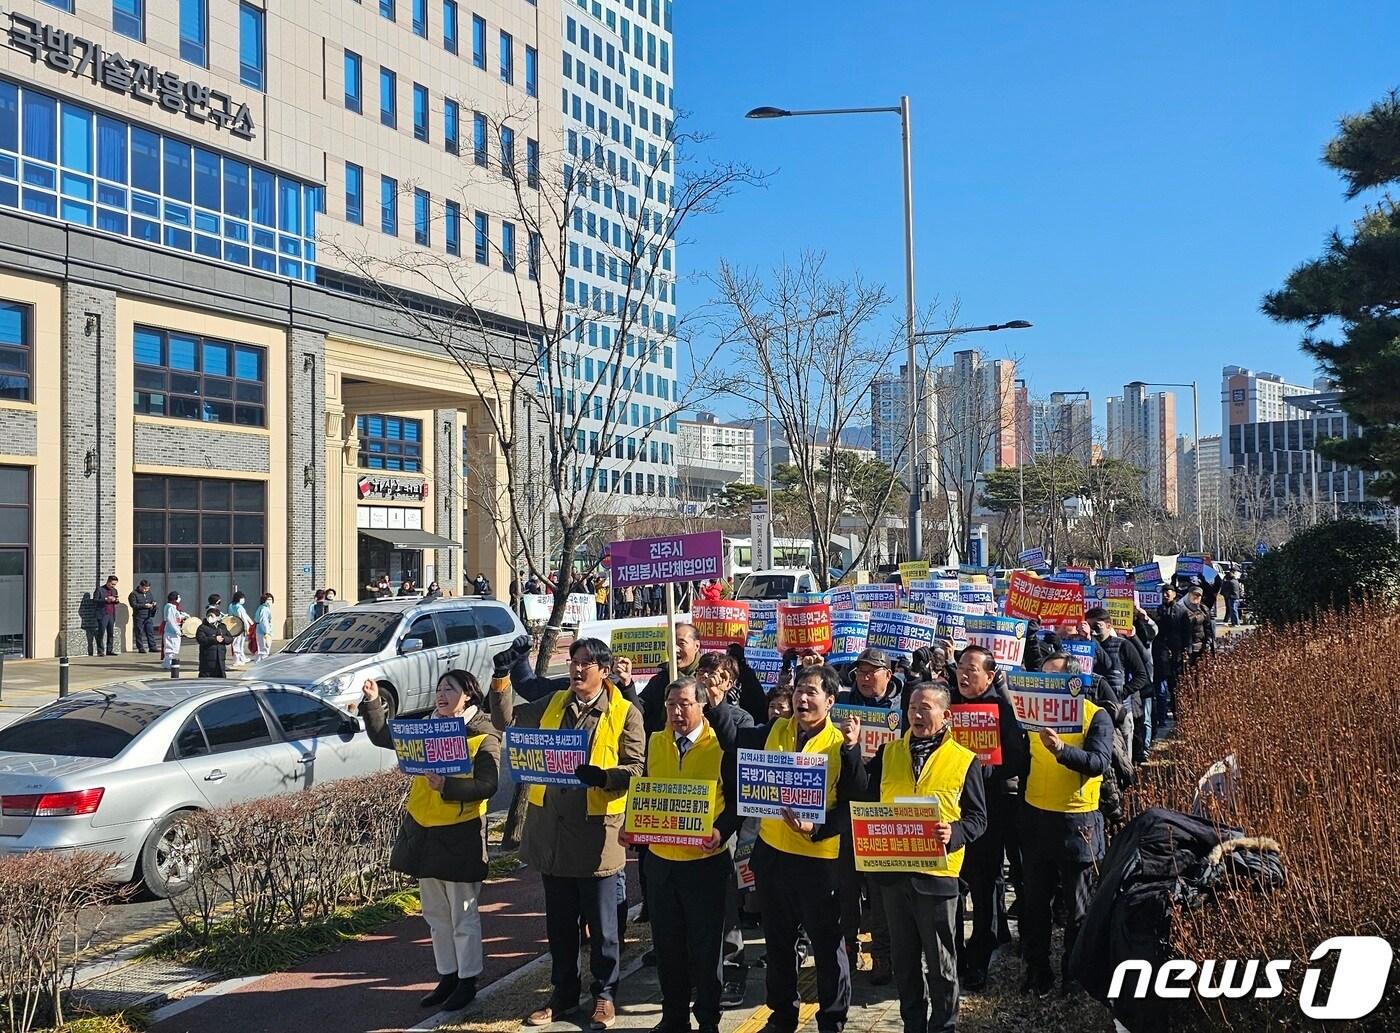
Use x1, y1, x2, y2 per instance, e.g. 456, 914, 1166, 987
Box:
525, 45, 537, 97
344, 50, 363, 112
41, 0, 75, 9
239, 3, 265, 91
472, 111, 488, 167
412, 0, 427, 36
134, 476, 266, 614
442, 0, 458, 53
413, 83, 429, 141
133, 327, 266, 427
526, 138, 539, 189
445, 200, 460, 256
527, 231, 539, 281
444, 99, 459, 155
499, 125, 514, 177
501, 221, 516, 273
380, 0, 395, 20
0, 302, 31, 402
499, 30, 513, 84
357, 415, 422, 472
345, 162, 363, 225
471, 14, 486, 69
113, 0, 144, 41
414, 188, 430, 246
474, 211, 488, 264
381, 176, 397, 235
380, 67, 397, 128
179, 0, 208, 67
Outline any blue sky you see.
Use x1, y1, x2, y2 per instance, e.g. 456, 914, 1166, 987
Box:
672, 1, 1398, 438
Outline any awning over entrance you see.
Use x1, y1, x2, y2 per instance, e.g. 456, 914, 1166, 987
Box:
358, 528, 462, 550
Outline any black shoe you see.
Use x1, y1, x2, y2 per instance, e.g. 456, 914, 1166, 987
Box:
964, 968, 988, 993
720, 979, 746, 1009
420, 974, 458, 1008
650, 1023, 689, 1033
699, 1026, 720, 1033
997, 921, 1014, 945
442, 976, 477, 1011
1035, 970, 1055, 998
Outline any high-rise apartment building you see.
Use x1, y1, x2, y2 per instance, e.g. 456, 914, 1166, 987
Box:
1047, 391, 1094, 464
1221, 366, 1312, 429
676, 412, 753, 500
559, 0, 677, 513
0, 0, 559, 657
934, 350, 1018, 488
1106, 382, 1179, 514
1178, 433, 1222, 515
871, 363, 935, 471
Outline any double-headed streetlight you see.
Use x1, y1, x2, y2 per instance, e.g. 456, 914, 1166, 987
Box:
1138, 381, 1204, 554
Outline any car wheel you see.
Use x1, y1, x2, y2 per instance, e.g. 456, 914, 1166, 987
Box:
377, 684, 399, 720
140, 811, 204, 899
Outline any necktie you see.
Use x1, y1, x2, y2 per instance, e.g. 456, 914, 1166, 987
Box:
676, 735, 690, 758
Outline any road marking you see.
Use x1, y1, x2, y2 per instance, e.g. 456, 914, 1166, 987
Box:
146, 976, 263, 1024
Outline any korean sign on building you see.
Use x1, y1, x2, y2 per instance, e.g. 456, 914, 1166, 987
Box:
357, 475, 430, 502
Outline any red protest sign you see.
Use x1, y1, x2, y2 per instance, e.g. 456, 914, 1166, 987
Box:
1003, 571, 1084, 631
693, 601, 751, 652
776, 602, 832, 654
949, 703, 1003, 766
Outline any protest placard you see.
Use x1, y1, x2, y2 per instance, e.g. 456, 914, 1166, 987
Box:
693, 601, 750, 652
899, 560, 930, 584
777, 601, 833, 654
928, 598, 971, 646
1137, 587, 1163, 609
609, 625, 671, 679
964, 614, 1028, 670
734, 824, 758, 890
1175, 554, 1204, 577
1018, 547, 1046, 568
826, 584, 855, 612
866, 609, 939, 658
949, 703, 1003, 765
853, 583, 900, 612
1132, 562, 1163, 585
736, 749, 828, 822
624, 778, 718, 846
1094, 568, 1130, 584
611, 530, 724, 588
959, 582, 996, 614
746, 647, 784, 688
831, 703, 902, 759
389, 717, 473, 776
849, 800, 946, 872
907, 578, 960, 614
828, 611, 870, 664
504, 727, 590, 786
1064, 638, 1096, 675
1007, 671, 1089, 732
1003, 571, 1085, 630
1104, 584, 1135, 632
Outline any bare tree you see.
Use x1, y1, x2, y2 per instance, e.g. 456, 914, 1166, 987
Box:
323, 106, 761, 671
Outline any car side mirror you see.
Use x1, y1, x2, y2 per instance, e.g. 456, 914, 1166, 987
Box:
340, 716, 360, 735
400, 637, 424, 654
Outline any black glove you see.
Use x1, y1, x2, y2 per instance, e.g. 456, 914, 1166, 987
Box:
492, 635, 533, 677
574, 764, 608, 788
782, 648, 800, 672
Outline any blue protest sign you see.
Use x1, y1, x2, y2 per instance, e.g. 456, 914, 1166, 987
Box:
1064, 638, 1096, 676
1018, 547, 1046, 568
1094, 568, 1129, 584
736, 748, 828, 823
389, 717, 473, 776
746, 647, 784, 688
832, 703, 902, 759
825, 585, 855, 612
504, 727, 589, 786
1131, 562, 1163, 586
828, 612, 870, 665
964, 615, 1028, 670
1007, 671, 1090, 732
929, 599, 971, 646
853, 584, 900, 611
959, 582, 995, 614
866, 609, 939, 658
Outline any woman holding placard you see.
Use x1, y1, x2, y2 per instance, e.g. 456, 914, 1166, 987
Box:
362, 671, 501, 1013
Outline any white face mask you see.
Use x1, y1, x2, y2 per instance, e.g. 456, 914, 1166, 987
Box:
206, 616, 218, 624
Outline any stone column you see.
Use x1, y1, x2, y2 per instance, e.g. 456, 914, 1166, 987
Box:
287, 330, 327, 631
433, 408, 460, 594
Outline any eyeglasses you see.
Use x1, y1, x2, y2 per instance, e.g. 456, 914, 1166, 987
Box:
569, 658, 601, 669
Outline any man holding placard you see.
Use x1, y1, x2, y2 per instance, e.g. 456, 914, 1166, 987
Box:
733, 665, 865, 1033
625, 676, 739, 1033
857, 683, 986, 1033
491, 638, 646, 1031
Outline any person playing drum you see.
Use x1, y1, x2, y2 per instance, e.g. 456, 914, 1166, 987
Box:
161, 592, 190, 670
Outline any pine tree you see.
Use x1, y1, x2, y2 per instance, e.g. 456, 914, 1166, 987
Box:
1263, 89, 1400, 502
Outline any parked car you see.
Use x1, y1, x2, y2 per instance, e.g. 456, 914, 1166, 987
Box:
0, 681, 394, 897
246, 597, 526, 718
734, 568, 818, 601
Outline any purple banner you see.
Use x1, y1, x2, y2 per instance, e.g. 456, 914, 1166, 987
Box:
610, 530, 725, 588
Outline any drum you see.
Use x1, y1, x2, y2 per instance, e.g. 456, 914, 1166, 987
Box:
180, 616, 202, 639
222, 613, 247, 637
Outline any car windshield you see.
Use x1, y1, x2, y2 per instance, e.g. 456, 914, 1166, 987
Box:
737, 575, 796, 600
282, 612, 402, 654
0, 696, 170, 758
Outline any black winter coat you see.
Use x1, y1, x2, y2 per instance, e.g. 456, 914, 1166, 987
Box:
364, 701, 501, 884
194, 621, 228, 678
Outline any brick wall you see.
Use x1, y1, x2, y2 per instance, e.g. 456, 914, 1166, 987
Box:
133, 423, 271, 473
0, 408, 36, 455
286, 330, 326, 631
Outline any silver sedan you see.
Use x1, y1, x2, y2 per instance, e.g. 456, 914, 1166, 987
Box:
0, 680, 396, 897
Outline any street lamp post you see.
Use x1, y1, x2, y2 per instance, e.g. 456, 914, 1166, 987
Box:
1140, 381, 1204, 554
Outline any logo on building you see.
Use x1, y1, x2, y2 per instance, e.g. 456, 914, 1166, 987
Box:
1232, 389, 1246, 403
6, 12, 256, 139
357, 475, 430, 502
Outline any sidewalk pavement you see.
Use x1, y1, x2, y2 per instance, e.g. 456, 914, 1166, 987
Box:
0, 643, 206, 727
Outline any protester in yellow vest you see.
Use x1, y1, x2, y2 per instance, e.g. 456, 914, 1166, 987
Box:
362, 670, 500, 1013
727, 664, 864, 1033
859, 682, 987, 1033
490, 637, 645, 1032
626, 675, 740, 1033
1018, 652, 1114, 997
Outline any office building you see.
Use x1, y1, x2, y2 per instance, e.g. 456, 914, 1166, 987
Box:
558, 0, 677, 513
676, 412, 753, 501
0, 0, 560, 657
934, 349, 1018, 488
871, 363, 935, 470
1177, 433, 1222, 515
1106, 382, 1179, 514
1221, 366, 1312, 429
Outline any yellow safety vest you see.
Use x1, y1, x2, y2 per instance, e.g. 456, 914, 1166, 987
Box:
405, 733, 492, 827
757, 716, 844, 861
1025, 699, 1103, 814
879, 732, 977, 878
528, 685, 632, 816
644, 723, 726, 862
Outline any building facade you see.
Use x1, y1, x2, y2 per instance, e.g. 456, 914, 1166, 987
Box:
1221, 366, 1312, 430
934, 349, 1018, 488
676, 411, 752, 501
871, 362, 935, 472
1106, 381, 1178, 515
557, 0, 677, 513
1177, 433, 1221, 516
0, 0, 561, 657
